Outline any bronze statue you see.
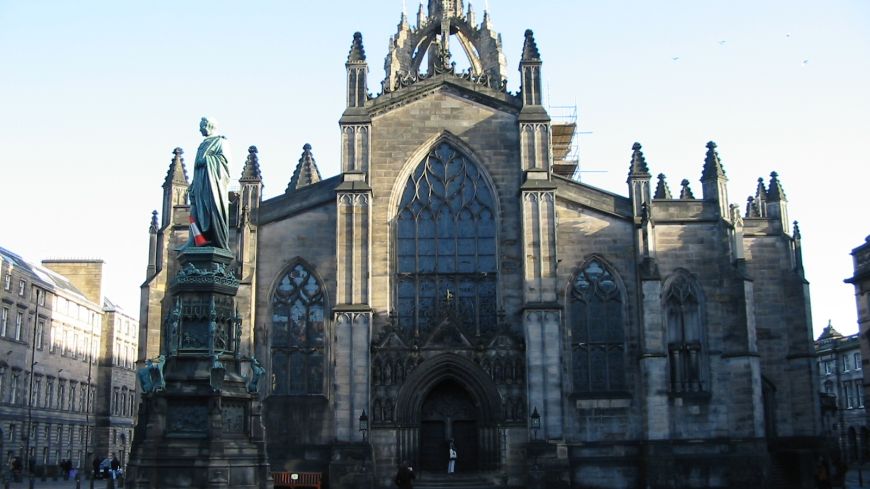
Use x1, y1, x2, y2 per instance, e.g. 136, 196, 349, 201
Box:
187, 117, 230, 250
246, 356, 266, 394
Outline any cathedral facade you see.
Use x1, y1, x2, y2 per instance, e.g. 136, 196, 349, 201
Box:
138, 2, 823, 487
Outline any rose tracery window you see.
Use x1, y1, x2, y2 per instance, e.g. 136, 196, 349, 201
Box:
570, 259, 626, 393
271, 263, 324, 395
395, 143, 497, 337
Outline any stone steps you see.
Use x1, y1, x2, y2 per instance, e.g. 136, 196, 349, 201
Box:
414, 472, 497, 489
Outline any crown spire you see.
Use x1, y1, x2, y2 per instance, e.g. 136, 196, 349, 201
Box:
241, 146, 262, 181
654, 174, 673, 199
287, 143, 323, 193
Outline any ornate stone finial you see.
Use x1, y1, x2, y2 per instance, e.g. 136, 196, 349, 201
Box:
287, 143, 323, 193
433, 46, 455, 73
417, 1, 427, 26
701, 140, 727, 180
654, 173, 673, 199
482, 8, 492, 28
767, 171, 787, 202
149, 210, 159, 234
755, 178, 766, 198
628, 142, 650, 178
347, 32, 366, 62
679, 179, 695, 199
745, 196, 760, 218
240, 145, 262, 181
521, 29, 541, 61
164, 147, 189, 188
751, 177, 767, 217
793, 220, 801, 239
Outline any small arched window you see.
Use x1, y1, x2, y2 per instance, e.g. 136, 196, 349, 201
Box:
271, 263, 325, 395
664, 271, 705, 393
569, 258, 625, 393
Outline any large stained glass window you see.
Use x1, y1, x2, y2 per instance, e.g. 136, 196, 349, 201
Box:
271, 263, 324, 395
395, 143, 497, 337
569, 259, 625, 393
664, 271, 705, 393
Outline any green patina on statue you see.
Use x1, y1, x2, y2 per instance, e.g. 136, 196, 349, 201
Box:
188, 117, 230, 250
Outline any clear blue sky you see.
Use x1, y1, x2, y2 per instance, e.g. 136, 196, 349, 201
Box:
1, 1, 867, 337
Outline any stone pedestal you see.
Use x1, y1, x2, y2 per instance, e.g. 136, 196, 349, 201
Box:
526, 441, 570, 489
328, 443, 374, 489
126, 247, 272, 489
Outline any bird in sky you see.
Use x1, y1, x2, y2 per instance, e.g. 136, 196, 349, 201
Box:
718, 40, 727, 45
672, 56, 680, 61
802, 59, 809, 65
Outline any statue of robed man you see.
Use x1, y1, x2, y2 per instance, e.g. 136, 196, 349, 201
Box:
187, 117, 230, 250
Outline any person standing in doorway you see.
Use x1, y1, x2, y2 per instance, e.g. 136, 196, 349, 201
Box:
447, 439, 457, 474
395, 460, 415, 489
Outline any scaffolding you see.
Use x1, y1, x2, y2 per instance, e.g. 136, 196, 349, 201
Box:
548, 105, 581, 180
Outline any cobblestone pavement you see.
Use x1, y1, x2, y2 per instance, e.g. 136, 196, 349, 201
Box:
4, 467, 870, 488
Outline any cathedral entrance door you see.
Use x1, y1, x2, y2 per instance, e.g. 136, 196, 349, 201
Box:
419, 379, 479, 472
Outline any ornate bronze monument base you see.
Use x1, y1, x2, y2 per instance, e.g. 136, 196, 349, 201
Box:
126, 247, 272, 488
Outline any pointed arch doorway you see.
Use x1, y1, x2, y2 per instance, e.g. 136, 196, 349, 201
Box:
419, 379, 479, 472
394, 353, 504, 473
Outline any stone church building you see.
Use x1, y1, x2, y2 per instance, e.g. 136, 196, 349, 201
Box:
138, 2, 822, 487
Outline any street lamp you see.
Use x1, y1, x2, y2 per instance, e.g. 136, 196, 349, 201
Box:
359, 410, 369, 442
530, 406, 541, 441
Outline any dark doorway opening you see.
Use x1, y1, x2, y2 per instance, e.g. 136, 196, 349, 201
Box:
418, 379, 479, 473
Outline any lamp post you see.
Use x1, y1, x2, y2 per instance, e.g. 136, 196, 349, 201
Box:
530, 406, 541, 441
359, 410, 369, 442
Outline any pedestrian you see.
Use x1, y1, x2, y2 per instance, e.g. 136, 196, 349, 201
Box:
111, 455, 120, 480
447, 439, 457, 474
394, 460, 415, 489
93, 456, 101, 480
11, 457, 22, 482
814, 456, 831, 489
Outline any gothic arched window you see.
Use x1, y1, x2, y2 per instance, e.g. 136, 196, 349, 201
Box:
395, 142, 497, 337
271, 263, 325, 395
664, 271, 705, 393
569, 259, 625, 393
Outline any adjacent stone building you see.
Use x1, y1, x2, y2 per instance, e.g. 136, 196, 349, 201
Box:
139, 2, 823, 487
0, 247, 138, 476
846, 235, 870, 462
815, 322, 868, 462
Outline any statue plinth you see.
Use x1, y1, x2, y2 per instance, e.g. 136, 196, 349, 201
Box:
126, 247, 272, 488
